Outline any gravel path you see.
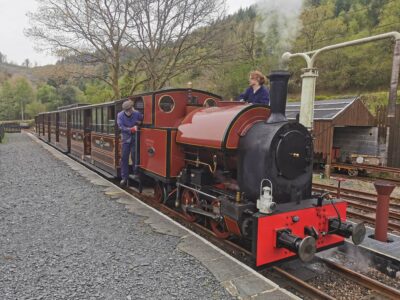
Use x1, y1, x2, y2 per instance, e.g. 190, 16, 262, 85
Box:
0, 134, 233, 300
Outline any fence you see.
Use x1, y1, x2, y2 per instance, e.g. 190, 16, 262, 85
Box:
2, 122, 22, 133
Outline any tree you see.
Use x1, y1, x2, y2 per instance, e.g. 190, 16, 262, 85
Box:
295, 3, 343, 51
26, 0, 133, 98
58, 85, 86, 106
36, 84, 61, 110
0, 81, 18, 120
126, 0, 226, 92
0, 77, 35, 120
26, 101, 47, 118
231, 8, 264, 66
84, 81, 113, 104
12, 77, 36, 120
22, 58, 31, 68
0, 51, 7, 64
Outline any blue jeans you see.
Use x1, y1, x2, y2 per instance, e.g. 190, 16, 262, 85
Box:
120, 139, 136, 180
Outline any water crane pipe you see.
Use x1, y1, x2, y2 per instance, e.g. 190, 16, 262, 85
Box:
282, 31, 400, 129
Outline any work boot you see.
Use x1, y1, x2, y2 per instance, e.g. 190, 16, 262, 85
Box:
130, 174, 139, 180
120, 179, 128, 186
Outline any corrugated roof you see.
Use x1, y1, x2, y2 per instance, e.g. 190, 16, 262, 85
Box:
286, 97, 358, 120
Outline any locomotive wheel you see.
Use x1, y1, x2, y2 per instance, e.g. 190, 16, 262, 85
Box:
181, 189, 199, 222
348, 169, 359, 177
210, 201, 230, 239
153, 182, 166, 203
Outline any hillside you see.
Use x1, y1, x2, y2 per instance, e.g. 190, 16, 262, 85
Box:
1, 0, 400, 121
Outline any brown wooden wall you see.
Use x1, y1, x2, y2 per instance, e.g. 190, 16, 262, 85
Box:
376, 105, 388, 141
333, 99, 376, 126
313, 98, 376, 163
313, 121, 334, 161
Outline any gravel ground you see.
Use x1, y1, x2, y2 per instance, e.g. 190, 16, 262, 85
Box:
307, 269, 372, 300
0, 134, 233, 300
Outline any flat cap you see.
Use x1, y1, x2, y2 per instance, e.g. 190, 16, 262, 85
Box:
122, 100, 133, 111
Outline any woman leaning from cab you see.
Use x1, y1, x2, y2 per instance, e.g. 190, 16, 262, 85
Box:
238, 70, 270, 105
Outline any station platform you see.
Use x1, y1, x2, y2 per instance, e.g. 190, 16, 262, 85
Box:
359, 226, 400, 261
0, 133, 297, 300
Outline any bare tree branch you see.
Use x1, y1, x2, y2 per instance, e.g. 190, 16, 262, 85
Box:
26, 0, 133, 97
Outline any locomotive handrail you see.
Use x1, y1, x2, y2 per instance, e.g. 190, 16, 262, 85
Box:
184, 155, 217, 174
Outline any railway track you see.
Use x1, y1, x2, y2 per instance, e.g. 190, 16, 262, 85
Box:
321, 258, 400, 299
313, 183, 400, 233
35, 132, 400, 299
313, 183, 400, 204
271, 257, 400, 300
122, 185, 342, 299
123, 184, 400, 299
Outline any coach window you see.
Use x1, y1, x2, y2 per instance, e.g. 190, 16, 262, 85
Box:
108, 106, 115, 134
133, 97, 144, 114
102, 106, 107, 134
76, 111, 79, 130
159, 95, 175, 113
91, 108, 96, 132
78, 111, 81, 130
81, 110, 84, 130
96, 107, 102, 133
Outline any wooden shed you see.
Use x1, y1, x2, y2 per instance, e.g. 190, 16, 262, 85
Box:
286, 97, 376, 164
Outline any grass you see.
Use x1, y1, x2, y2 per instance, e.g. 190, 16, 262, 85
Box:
0, 133, 8, 144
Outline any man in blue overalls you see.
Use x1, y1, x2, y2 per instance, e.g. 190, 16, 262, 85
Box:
117, 99, 143, 186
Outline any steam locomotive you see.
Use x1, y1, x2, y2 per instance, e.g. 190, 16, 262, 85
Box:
35, 70, 365, 266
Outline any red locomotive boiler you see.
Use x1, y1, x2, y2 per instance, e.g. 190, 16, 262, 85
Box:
35, 71, 366, 267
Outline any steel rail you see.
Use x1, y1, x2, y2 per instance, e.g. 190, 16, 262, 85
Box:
322, 258, 400, 299
313, 183, 400, 203
313, 187, 400, 210
347, 210, 400, 232
344, 199, 400, 221
272, 266, 335, 300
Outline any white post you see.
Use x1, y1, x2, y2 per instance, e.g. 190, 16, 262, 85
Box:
299, 68, 318, 130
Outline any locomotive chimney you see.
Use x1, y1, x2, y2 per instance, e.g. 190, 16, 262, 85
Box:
266, 70, 291, 124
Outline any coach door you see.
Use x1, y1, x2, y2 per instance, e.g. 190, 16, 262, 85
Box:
84, 108, 92, 156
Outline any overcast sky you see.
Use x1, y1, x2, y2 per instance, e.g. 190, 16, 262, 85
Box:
0, 0, 257, 66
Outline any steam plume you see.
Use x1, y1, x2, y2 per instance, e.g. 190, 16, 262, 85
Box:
255, 0, 304, 67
